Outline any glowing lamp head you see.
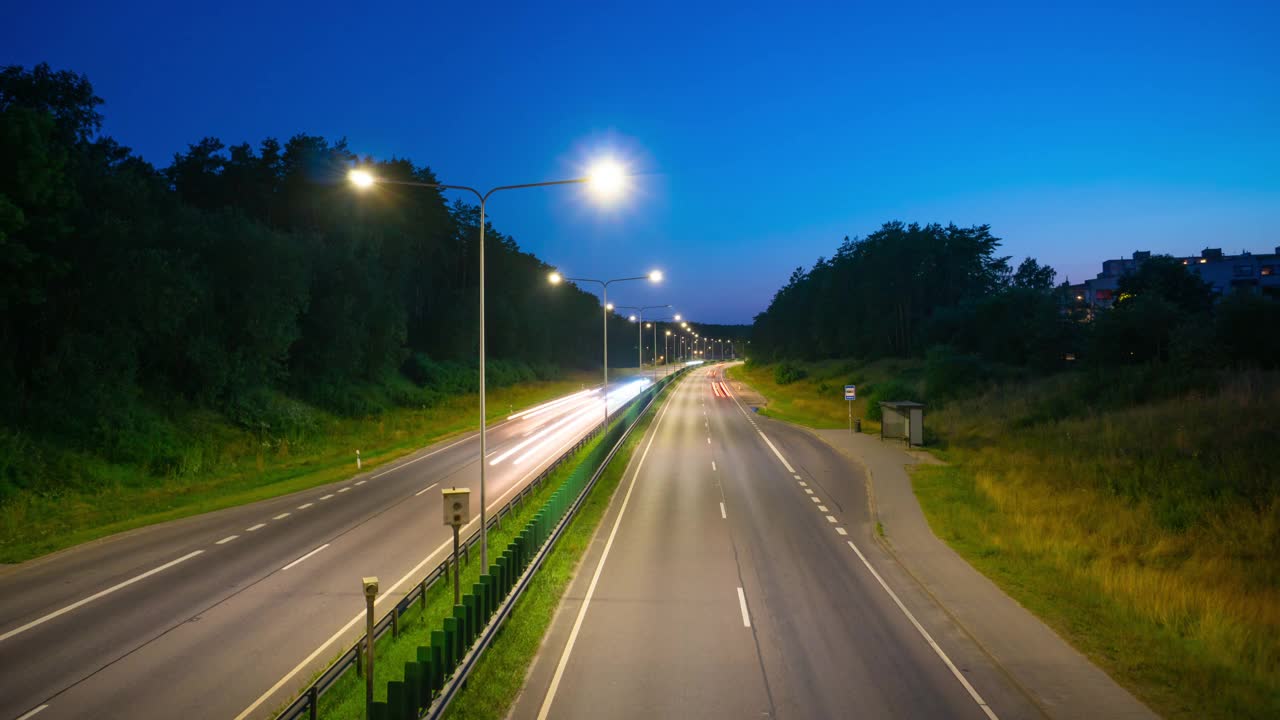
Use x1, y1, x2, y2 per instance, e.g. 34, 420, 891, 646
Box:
605, 302, 614, 311
349, 169, 376, 189
587, 159, 626, 200
648, 270, 663, 283
548, 272, 562, 285
674, 314, 682, 321
629, 314, 637, 322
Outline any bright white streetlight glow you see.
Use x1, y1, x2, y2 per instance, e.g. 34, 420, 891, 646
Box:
674, 314, 682, 321
629, 314, 637, 322
587, 159, 626, 199
548, 272, 562, 284
648, 270, 663, 283
606, 303, 614, 311
349, 169, 375, 189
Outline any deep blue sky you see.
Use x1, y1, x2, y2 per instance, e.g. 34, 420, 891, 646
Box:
7, 1, 1278, 323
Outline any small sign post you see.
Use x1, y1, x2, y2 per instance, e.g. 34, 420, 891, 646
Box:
442, 488, 471, 606
844, 385, 857, 434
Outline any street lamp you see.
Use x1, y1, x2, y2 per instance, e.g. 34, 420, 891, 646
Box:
617, 304, 672, 379
348, 160, 624, 569
549, 271, 663, 426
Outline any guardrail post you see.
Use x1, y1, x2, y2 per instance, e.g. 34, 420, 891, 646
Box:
392, 604, 400, 638
308, 686, 318, 720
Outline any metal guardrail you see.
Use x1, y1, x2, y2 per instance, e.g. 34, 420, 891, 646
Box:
274, 368, 686, 720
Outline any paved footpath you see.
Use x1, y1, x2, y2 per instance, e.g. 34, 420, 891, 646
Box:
807, 427, 1158, 720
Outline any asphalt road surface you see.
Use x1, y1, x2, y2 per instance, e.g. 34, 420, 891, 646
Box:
519, 365, 1043, 720
0, 376, 662, 720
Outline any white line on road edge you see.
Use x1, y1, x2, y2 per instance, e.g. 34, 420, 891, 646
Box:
845, 539, 999, 719
246, 523, 266, 532
320, 494, 334, 500
737, 587, 751, 627
273, 513, 290, 520
415, 482, 440, 497
836, 527, 848, 536
0, 551, 204, 643
234, 387, 641, 720
15, 704, 48, 720
720, 502, 727, 519
537, 376, 681, 720
370, 430, 479, 480
297, 503, 313, 510
757, 430, 796, 473
281, 544, 329, 571
216, 535, 239, 545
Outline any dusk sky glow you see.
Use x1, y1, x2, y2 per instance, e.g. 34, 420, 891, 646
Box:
7, 0, 1278, 323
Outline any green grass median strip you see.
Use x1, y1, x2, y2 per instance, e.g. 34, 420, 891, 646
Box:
441, 380, 674, 720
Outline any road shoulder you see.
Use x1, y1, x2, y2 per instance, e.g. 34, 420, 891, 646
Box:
808, 427, 1159, 720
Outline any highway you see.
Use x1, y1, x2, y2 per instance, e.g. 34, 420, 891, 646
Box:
518, 364, 1043, 719
0, 377, 660, 720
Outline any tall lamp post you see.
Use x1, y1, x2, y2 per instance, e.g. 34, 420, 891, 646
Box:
348, 162, 624, 569
549, 271, 663, 427
618, 304, 671, 379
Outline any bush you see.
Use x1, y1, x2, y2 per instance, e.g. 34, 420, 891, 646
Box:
865, 379, 916, 421
924, 346, 987, 403
774, 362, 808, 385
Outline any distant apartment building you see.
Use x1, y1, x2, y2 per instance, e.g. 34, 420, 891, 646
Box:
1065, 246, 1280, 315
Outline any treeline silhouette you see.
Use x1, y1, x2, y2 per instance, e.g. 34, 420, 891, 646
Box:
0, 64, 646, 455
751, 221, 1280, 385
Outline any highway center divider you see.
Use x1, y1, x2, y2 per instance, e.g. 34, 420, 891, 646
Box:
275, 365, 692, 720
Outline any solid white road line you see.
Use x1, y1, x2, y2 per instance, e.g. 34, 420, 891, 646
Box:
370, 431, 476, 479
246, 523, 266, 532
273, 513, 290, 520
236, 383, 652, 720
320, 494, 335, 501
537, 376, 681, 720
836, 527, 848, 536
281, 544, 329, 571
757, 431, 796, 473
415, 482, 440, 497
15, 705, 48, 720
720, 502, 727, 519
845, 540, 999, 719
215, 535, 239, 545
297, 503, 313, 510
826, 515, 837, 523
0, 550, 204, 643
737, 587, 751, 627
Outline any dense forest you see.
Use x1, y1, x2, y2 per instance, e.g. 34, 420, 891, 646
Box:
0, 64, 662, 471
751, 220, 1280, 381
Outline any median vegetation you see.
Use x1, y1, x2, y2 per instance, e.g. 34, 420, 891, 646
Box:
736, 220, 1280, 720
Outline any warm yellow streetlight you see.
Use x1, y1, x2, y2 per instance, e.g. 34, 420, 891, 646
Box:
349, 169, 376, 188
548, 271, 562, 284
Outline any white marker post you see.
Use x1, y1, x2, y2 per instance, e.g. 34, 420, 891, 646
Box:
356, 449, 362, 470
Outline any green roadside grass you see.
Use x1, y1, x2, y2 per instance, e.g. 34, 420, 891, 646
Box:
726, 360, 897, 433
309, 377, 674, 719
731, 360, 1280, 720
0, 376, 597, 564
441, 378, 672, 720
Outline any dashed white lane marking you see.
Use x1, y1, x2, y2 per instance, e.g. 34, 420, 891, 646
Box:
805, 488, 815, 495
0, 550, 204, 643
246, 523, 267, 532
836, 527, 848, 536
711, 461, 717, 471
320, 494, 335, 501
826, 515, 838, 524
355, 480, 367, 486
337, 487, 351, 493
216, 535, 239, 545
415, 482, 440, 497
297, 503, 313, 510
798, 481, 808, 487
273, 513, 290, 520
706, 436, 711, 445
281, 544, 329, 571
845, 539, 999, 719
757, 431, 795, 473
720, 502, 727, 519
15, 704, 48, 720
737, 587, 751, 627
818, 505, 829, 512
793, 474, 801, 480
810, 498, 821, 504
